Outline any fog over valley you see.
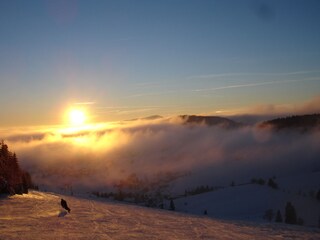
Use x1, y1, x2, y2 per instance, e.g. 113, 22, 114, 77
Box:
2, 114, 319, 194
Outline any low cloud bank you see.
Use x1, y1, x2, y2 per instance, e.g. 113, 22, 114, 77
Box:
229, 95, 320, 124
2, 117, 320, 193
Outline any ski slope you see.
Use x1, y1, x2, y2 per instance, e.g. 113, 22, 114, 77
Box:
172, 184, 320, 226
1, 191, 319, 239
170, 171, 320, 227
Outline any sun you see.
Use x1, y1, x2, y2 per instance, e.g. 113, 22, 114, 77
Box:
69, 109, 86, 126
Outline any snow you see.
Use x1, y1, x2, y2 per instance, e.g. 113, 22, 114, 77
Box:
277, 171, 320, 194
1, 191, 319, 239
172, 182, 320, 227
168, 171, 320, 225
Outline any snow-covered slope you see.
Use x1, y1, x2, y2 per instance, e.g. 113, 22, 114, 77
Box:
171, 172, 320, 227
173, 184, 319, 225
1, 191, 319, 239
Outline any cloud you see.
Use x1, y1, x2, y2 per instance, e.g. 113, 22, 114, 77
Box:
74, 102, 96, 105
192, 81, 277, 93
125, 90, 181, 99
3, 115, 320, 194
187, 70, 320, 80
94, 106, 167, 116
192, 78, 320, 93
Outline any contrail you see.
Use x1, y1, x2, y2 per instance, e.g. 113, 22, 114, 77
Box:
192, 78, 320, 93
192, 81, 275, 92
188, 70, 320, 80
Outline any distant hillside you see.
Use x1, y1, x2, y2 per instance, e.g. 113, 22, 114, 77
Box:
259, 114, 320, 132
170, 172, 320, 227
143, 115, 163, 120
180, 115, 242, 129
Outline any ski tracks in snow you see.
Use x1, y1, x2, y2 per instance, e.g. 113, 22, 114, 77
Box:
0, 191, 320, 240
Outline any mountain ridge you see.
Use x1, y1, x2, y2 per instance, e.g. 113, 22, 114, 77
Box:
259, 113, 320, 132
179, 115, 243, 129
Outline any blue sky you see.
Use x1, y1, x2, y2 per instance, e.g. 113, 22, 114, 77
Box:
1, 0, 320, 126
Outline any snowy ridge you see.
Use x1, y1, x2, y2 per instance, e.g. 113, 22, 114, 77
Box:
172, 184, 319, 225
0, 191, 319, 239
171, 172, 320, 227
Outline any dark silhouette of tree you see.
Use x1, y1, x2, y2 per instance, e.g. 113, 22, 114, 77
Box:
316, 189, 320, 201
114, 190, 124, 201
0, 141, 33, 195
275, 210, 283, 222
285, 202, 297, 224
260, 114, 320, 132
169, 199, 175, 211
268, 178, 278, 189
251, 178, 265, 185
1, 140, 9, 158
185, 185, 214, 196
263, 209, 273, 221
21, 171, 33, 194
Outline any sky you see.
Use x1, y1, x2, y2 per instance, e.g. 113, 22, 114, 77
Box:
1, 0, 320, 127
1, 0, 320, 198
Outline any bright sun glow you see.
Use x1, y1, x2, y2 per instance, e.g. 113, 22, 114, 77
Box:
69, 109, 86, 126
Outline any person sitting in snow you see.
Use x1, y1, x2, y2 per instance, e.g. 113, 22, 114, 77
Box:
61, 198, 71, 213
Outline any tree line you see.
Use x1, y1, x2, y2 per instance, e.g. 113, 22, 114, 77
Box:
0, 141, 34, 195
260, 113, 320, 132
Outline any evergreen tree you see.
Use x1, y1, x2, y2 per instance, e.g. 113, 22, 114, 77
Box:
0, 141, 32, 195
22, 171, 33, 194
263, 209, 274, 221
114, 190, 124, 201
1, 140, 9, 158
275, 210, 283, 222
169, 199, 175, 211
285, 202, 297, 224
268, 178, 278, 189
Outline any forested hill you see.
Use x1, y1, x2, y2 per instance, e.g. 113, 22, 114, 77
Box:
259, 114, 320, 132
0, 141, 33, 195
180, 115, 242, 129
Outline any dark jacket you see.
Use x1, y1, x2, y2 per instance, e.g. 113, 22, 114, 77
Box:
61, 198, 71, 213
